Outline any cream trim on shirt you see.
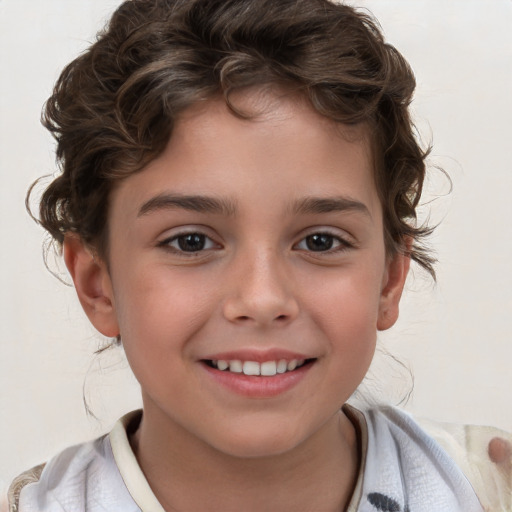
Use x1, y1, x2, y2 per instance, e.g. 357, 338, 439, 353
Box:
344, 405, 368, 511
109, 411, 166, 512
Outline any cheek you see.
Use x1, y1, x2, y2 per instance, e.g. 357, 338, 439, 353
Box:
302, 262, 384, 323
111, 264, 218, 353
110, 269, 220, 398
300, 264, 383, 361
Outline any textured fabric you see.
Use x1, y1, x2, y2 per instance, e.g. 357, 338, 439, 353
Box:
349, 406, 485, 511
8, 463, 46, 512
13, 435, 139, 512
11, 406, 505, 511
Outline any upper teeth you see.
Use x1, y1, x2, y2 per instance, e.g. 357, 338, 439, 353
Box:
211, 359, 306, 376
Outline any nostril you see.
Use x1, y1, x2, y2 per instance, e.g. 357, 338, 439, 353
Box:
275, 314, 288, 321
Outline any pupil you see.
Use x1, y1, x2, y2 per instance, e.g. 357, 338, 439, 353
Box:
178, 234, 205, 252
306, 234, 333, 251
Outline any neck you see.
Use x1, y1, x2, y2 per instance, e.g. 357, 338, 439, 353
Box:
131, 401, 359, 512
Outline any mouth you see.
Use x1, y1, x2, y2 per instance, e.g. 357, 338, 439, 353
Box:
202, 358, 316, 376
200, 354, 317, 397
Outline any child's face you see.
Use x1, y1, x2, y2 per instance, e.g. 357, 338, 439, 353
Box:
69, 91, 408, 457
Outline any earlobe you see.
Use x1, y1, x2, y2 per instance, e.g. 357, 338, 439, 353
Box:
63, 235, 120, 338
377, 248, 411, 331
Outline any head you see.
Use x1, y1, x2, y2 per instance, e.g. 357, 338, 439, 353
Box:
37, 0, 433, 275
33, 0, 433, 457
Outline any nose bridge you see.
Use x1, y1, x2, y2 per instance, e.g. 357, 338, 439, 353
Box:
223, 243, 299, 325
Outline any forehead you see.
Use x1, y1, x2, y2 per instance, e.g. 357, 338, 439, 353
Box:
176, 89, 370, 161
110, 91, 380, 221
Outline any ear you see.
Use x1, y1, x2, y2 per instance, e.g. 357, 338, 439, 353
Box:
63, 235, 120, 338
377, 245, 411, 331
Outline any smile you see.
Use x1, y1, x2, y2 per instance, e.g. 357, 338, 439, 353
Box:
205, 359, 312, 376
201, 354, 316, 397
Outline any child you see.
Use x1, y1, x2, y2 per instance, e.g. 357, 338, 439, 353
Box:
8, 0, 511, 510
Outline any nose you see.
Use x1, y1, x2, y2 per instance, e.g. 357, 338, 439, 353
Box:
222, 249, 299, 327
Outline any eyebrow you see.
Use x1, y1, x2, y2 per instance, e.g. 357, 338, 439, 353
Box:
138, 193, 237, 217
291, 196, 371, 218
137, 193, 370, 219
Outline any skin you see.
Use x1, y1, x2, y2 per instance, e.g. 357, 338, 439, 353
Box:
489, 437, 512, 470
64, 91, 411, 511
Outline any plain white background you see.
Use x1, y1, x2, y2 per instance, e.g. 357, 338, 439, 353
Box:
1, 0, 511, 495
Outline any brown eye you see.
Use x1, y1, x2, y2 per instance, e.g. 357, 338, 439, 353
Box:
162, 232, 218, 253
176, 233, 206, 252
305, 234, 334, 252
294, 232, 353, 253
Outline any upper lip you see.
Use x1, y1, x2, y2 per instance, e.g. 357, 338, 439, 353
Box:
201, 349, 314, 363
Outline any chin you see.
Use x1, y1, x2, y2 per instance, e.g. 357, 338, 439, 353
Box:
216, 436, 298, 459
204, 419, 312, 460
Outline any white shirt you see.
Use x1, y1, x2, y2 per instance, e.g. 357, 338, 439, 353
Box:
11, 406, 494, 511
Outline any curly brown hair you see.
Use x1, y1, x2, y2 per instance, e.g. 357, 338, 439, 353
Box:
33, 0, 435, 277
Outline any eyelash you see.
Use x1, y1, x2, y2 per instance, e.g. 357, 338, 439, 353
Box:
158, 230, 353, 256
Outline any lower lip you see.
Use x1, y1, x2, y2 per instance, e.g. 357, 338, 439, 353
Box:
201, 362, 314, 398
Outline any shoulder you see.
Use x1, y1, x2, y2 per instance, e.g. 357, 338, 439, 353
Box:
8, 426, 138, 512
352, 405, 511, 512
415, 414, 512, 512
8, 463, 46, 512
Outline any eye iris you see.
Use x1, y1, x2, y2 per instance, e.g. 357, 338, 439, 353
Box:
178, 234, 205, 252
306, 234, 334, 251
